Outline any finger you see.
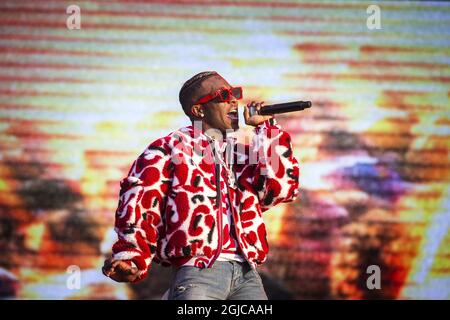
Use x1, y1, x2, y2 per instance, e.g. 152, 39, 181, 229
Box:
110, 260, 122, 270
108, 268, 117, 277
102, 259, 117, 275
243, 104, 250, 120
103, 258, 114, 269
107, 260, 123, 275
127, 267, 138, 275
108, 272, 123, 282
115, 261, 134, 274
103, 266, 115, 277
116, 261, 133, 272
109, 271, 138, 283
256, 101, 265, 111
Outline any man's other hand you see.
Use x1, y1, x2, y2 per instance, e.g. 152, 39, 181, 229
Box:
102, 258, 139, 283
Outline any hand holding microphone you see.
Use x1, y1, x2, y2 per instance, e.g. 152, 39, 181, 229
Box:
243, 101, 273, 127
244, 100, 312, 127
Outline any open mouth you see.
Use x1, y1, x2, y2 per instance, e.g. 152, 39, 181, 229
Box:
227, 109, 238, 121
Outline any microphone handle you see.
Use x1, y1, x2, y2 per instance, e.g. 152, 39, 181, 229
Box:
258, 101, 312, 115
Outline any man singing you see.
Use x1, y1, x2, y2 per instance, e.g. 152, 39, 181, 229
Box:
102, 71, 300, 300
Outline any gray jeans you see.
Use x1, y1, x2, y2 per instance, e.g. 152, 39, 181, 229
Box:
168, 261, 268, 300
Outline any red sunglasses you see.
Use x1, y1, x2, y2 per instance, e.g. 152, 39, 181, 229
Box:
195, 87, 243, 105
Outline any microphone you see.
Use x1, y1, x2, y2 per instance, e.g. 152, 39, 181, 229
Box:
248, 100, 312, 117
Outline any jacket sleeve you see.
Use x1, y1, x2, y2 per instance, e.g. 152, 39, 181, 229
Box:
111, 138, 172, 282
248, 118, 300, 212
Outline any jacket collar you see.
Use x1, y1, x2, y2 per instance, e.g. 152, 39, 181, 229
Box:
178, 124, 238, 149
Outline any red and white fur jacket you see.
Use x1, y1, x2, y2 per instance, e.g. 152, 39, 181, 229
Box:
111, 118, 300, 281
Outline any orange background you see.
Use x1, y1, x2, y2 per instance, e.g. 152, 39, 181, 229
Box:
0, 0, 449, 299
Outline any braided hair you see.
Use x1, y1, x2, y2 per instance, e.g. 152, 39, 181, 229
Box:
179, 71, 219, 119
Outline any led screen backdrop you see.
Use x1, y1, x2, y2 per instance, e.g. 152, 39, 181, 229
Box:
0, 0, 449, 299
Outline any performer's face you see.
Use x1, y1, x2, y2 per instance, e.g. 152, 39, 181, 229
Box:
193, 75, 240, 133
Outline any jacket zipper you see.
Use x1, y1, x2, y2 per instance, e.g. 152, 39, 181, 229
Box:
226, 184, 255, 270
208, 156, 223, 268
